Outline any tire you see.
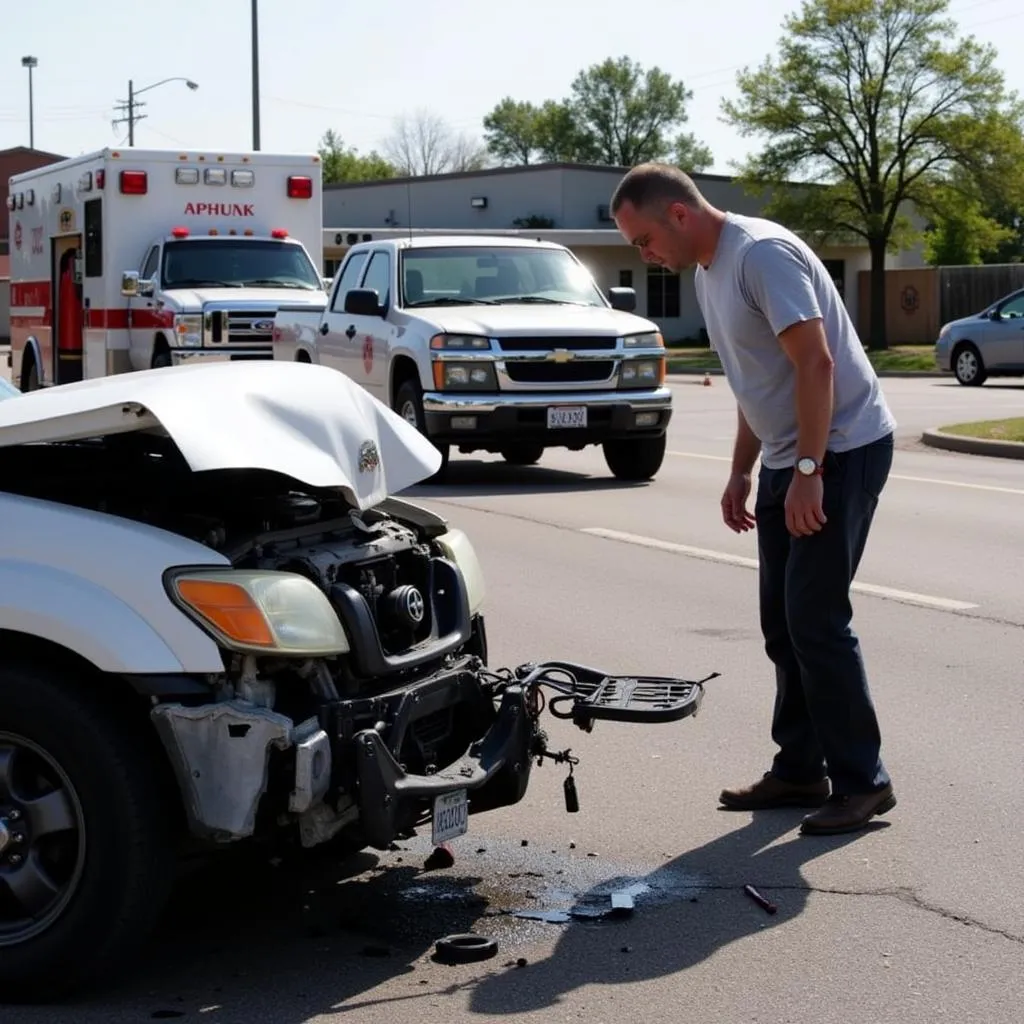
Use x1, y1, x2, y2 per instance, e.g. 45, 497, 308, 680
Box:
22, 357, 40, 392
0, 662, 176, 1003
501, 444, 544, 466
952, 342, 986, 386
602, 433, 667, 482
151, 347, 172, 370
395, 378, 450, 481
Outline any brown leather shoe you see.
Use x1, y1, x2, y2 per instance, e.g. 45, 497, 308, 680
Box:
719, 771, 830, 810
799, 784, 897, 835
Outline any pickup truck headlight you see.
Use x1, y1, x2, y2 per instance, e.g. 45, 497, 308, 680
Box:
623, 331, 664, 349
174, 314, 203, 348
432, 360, 498, 390
167, 570, 350, 656
619, 357, 666, 387
433, 528, 485, 615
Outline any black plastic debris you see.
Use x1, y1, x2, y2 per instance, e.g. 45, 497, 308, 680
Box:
424, 844, 455, 871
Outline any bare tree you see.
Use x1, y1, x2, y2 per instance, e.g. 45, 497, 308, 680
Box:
381, 108, 489, 176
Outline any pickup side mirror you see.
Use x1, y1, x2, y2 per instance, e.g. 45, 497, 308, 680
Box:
608, 286, 636, 313
121, 271, 140, 298
345, 287, 382, 317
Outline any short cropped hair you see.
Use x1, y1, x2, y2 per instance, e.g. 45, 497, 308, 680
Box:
609, 163, 704, 216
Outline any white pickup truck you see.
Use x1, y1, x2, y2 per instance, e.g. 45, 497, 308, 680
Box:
271, 235, 673, 480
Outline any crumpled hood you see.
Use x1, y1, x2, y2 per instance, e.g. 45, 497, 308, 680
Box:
0, 361, 442, 510
161, 286, 326, 311
411, 303, 657, 338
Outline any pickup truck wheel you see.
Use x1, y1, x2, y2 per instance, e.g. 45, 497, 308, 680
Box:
395, 379, 450, 481
502, 444, 544, 466
0, 664, 175, 1003
602, 434, 667, 482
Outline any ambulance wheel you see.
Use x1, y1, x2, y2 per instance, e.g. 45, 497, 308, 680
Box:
23, 358, 40, 392
151, 348, 172, 370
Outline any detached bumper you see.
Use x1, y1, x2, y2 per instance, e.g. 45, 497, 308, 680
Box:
350, 682, 535, 850
422, 386, 673, 447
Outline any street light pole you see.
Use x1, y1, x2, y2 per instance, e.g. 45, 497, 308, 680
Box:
251, 0, 261, 150
21, 56, 38, 149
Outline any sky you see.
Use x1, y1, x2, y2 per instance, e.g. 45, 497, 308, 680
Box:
1, 0, 1021, 175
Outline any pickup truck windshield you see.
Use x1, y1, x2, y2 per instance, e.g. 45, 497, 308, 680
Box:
400, 246, 607, 308
162, 239, 322, 290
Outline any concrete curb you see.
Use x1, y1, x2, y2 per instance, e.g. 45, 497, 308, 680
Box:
921, 428, 1024, 460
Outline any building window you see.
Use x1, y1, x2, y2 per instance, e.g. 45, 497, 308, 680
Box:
619, 269, 633, 288
822, 259, 845, 300
646, 266, 680, 318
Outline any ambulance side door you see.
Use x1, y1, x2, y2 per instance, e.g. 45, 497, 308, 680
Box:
128, 244, 163, 369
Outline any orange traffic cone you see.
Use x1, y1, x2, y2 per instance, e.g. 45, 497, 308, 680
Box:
703, 372, 712, 386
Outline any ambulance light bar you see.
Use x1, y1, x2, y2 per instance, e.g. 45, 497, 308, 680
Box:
171, 227, 190, 238
287, 175, 313, 199
120, 170, 148, 195
271, 228, 289, 238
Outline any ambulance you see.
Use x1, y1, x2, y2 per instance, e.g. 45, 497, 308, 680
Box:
6, 147, 328, 390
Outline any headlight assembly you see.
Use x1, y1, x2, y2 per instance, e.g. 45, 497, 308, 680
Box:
167, 570, 350, 656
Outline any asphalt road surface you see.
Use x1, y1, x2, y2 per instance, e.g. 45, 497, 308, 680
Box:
6, 373, 1024, 1023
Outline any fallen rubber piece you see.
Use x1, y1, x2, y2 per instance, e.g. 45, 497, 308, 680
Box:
435, 933, 499, 964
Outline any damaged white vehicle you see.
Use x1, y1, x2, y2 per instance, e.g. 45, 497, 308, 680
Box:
0, 361, 712, 1003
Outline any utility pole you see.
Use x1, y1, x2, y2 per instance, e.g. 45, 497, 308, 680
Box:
112, 77, 198, 145
21, 56, 38, 149
251, 0, 261, 150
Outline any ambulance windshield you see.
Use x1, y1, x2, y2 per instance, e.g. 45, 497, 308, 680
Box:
162, 239, 322, 291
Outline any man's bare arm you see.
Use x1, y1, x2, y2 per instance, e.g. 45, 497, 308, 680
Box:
777, 317, 834, 464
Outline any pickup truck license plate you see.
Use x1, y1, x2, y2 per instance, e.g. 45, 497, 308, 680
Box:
547, 406, 587, 429
432, 789, 469, 846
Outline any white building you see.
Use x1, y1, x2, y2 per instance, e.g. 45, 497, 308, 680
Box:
320, 163, 922, 343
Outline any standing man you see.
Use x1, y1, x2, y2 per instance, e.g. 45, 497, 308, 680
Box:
610, 163, 897, 836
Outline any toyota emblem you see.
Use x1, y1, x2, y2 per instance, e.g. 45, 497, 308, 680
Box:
404, 587, 426, 623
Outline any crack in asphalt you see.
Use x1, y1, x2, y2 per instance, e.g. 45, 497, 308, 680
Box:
724, 882, 1024, 946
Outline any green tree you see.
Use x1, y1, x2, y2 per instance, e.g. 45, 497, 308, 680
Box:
482, 57, 712, 171
317, 130, 395, 184
721, 0, 1024, 349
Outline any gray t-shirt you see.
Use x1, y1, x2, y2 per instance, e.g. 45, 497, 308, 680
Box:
693, 212, 896, 469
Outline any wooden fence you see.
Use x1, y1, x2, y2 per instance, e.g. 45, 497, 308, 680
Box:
858, 264, 1024, 344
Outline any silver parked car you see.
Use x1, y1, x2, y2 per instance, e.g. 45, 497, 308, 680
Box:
934, 287, 1024, 386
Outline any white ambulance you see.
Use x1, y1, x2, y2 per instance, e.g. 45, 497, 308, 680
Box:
6, 147, 328, 390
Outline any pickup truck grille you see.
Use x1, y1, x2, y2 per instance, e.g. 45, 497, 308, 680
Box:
495, 336, 618, 352
209, 310, 277, 345
505, 360, 616, 384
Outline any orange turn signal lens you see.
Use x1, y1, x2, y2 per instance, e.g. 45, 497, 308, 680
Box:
175, 579, 275, 647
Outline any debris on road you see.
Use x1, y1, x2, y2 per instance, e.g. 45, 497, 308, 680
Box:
743, 883, 778, 915
423, 844, 455, 871
434, 932, 499, 964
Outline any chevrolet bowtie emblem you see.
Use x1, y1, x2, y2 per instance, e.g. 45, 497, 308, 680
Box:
549, 348, 575, 363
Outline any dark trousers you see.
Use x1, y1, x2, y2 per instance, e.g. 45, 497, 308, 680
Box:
754, 433, 894, 795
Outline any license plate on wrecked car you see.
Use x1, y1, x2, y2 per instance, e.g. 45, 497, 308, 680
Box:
547, 406, 587, 429
432, 789, 469, 845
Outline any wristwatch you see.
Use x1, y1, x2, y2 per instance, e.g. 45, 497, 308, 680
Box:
795, 456, 823, 476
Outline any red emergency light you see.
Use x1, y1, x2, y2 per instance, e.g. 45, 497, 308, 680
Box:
171, 226, 190, 238
287, 175, 313, 199
95, 170, 106, 189
271, 228, 289, 238
120, 170, 148, 195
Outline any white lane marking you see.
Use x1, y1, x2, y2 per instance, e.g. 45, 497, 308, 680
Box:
667, 450, 1024, 496
581, 527, 979, 612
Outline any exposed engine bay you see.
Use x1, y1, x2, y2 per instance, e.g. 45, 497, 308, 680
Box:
0, 433, 715, 856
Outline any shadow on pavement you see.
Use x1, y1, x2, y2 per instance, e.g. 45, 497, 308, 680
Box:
467, 811, 877, 1016
15, 811, 881, 1022
405, 456, 652, 499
